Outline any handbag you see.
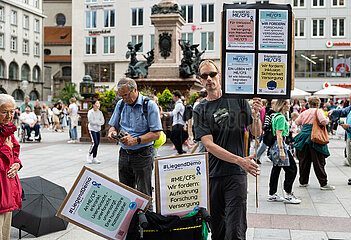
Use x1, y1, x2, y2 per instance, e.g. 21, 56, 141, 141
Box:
269, 140, 290, 166
311, 109, 329, 145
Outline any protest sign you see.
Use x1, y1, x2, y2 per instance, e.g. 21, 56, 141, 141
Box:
259, 10, 288, 51
226, 9, 256, 50
221, 2, 293, 99
225, 53, 255, 94
57, 167, 151, 240
155, 153, 209, 217
258, 53, 287, 95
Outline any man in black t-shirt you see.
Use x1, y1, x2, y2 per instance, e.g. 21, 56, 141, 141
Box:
193, 60, 262, 240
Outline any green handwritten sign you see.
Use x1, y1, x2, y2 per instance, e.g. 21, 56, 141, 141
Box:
78, 184, 131, 231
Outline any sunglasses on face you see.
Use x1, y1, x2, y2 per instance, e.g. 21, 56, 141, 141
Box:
200, 72, 218, 80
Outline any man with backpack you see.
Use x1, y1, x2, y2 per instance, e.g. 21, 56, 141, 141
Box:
108, 78, 162, 210
164, 90, 187, 155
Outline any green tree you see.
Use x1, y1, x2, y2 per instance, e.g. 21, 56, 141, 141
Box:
53, 82, 80, 105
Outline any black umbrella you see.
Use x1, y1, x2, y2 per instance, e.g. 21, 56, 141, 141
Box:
11, 176, 69, 237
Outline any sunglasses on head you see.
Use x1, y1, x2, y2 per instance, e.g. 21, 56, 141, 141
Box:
200, 72, 218, 80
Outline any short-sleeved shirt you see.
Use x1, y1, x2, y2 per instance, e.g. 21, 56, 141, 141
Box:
69, 103, 79, 115
193, 97, 252, 178
20, 102, 34, 112
109, 93, 163, 150
272, 113, 289, 136
20, 112, 37, 125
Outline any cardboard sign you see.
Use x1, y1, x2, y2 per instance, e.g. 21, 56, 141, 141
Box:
221, 2, 293, 99
155, 153, 209, 217
57, 167, 151, 240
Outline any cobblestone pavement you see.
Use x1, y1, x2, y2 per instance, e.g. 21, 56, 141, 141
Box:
9, 128, 351, 240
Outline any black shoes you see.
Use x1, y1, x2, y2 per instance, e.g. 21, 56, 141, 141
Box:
348, 179, 351, 185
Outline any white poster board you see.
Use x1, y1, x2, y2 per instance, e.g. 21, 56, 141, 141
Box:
155, 153, 209, 217
225, 52, 255, 94
226, 9, 256, 50
57, 167, 151, 240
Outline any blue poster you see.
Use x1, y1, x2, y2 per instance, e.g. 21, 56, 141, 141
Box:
225, 53, 255, 94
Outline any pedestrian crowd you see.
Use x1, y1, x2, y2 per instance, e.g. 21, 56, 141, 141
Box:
1, 60, 351, 240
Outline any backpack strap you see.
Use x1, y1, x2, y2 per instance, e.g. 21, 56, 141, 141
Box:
118, 101, 126, 127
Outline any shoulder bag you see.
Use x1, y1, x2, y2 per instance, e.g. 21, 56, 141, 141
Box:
311, 109, 329, 145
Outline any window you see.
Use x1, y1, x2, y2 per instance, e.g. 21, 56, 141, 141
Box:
333, 0, 344, 6
85, 63, 115, 82
9, 62, 18, 80
0, 6, 4, 22
86, 11, 97, 28
201, 32, 214, 51
0, 33, 3, 49
332, 18, 345, 37
23, 0, 28, 4
181, 32, 194, 45
85, 0, 97, 2
104, 10, 115, 27
181, 5, 193, 23
150, 34, 154, 50
10, 36, 17, 51
11, 10, 17, 25
12, 89, 24, 100
34, 0, 39, 8
131, 8, 143, 26
21, 64, 30, 81
29, 91, 39, 100
295, 19, 305, 37
293, 0, 304, 7
104, 36, 115, 54
312, 0, 324, 7
62, 67, 71, 77
23, 15, 29, 29
85, 37, 97, 54
201, 4, 214, 23
131, 35, 143, 52
56, 14, 66, 26
23, 39, 29, 54
312, 19, 324, 37
34, 19, 39, 32
34, 42, 39, 56
0, 60, 5, 78
33, 66, 40, 82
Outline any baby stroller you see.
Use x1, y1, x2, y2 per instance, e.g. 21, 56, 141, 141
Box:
126, 207, 211, 240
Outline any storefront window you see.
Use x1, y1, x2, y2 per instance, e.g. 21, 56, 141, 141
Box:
295, 50, 351, 78
85, 63, 115, 82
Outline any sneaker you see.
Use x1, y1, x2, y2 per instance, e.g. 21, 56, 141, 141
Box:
284, 193, 301, 204
26, 138, 33, 142
348, 179, 351, 185
344, 160, 350, 166
299, 183, 309, 187
86, 154, 93, 164
267, 193, 284, 202
67, 140, 74, 143
92, 158, 101, 164
320, 184, 335, 190
34, 135, 40, 140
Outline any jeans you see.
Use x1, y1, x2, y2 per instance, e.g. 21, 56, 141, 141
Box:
119, 145, 154, 211
210, 175, 247, 240
23, 123, 40, 138
69, 118, 77, 140
346, 139, 351, 166
89, 131, 100, 158
256, 142, 267, 161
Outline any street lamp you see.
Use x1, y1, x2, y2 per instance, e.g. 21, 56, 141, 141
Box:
79, 75, 95, 99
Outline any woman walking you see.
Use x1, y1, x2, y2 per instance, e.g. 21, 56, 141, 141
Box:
41, 104, 50, 129
294, 96, 335, 190
267, 99, 301, 204
87, 100, 105, 164
0, 94, 23, 240
67, 97, 79, 143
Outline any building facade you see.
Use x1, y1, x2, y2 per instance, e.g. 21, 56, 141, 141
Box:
0, 0, 44, 101
72, 0, 350, 93
43, 0, 72, 100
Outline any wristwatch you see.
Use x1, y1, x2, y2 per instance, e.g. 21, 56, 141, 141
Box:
137, 136, 141, 144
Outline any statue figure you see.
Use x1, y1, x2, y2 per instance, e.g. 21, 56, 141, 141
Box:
125, 42, 154, 79
179, 40, 206, 78
179, 40, 195, 78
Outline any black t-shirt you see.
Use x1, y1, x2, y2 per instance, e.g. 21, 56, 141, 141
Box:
193, 97, 253, 178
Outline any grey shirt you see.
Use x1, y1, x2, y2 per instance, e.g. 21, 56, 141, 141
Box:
170, 100, 185, 126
